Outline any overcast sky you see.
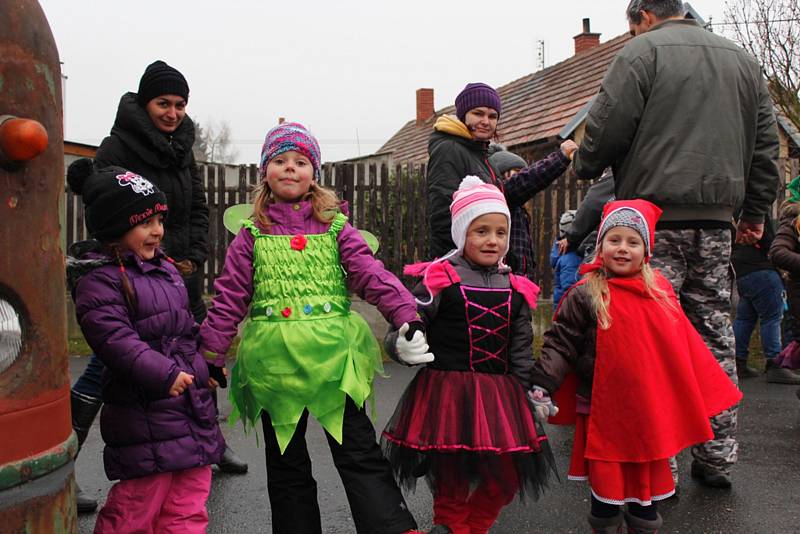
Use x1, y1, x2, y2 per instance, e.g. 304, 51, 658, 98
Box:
39, 0, 729, 164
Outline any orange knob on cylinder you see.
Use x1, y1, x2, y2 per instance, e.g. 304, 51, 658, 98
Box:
0, 116, 49, 161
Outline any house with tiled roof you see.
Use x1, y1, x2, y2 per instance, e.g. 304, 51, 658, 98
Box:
377, 18, 631, 165
376, 7, 798, 167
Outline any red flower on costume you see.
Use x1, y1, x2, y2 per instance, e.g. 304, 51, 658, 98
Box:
281, 307, 292, 318
290, 234, 307, 251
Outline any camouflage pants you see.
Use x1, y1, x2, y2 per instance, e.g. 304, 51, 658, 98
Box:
651, 228, 739, 476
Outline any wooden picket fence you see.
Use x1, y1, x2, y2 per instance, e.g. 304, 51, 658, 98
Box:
63, 157, 800, 300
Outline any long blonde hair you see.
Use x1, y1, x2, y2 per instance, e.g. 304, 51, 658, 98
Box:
584, 255, 676, 330
251, 180, 340, 229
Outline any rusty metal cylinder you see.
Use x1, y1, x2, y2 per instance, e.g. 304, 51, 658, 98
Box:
0, 1, 76, 531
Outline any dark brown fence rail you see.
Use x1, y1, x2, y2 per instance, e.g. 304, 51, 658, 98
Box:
63, 157, 800, 300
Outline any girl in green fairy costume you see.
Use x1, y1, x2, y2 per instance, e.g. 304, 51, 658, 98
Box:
199, 122, 431, 534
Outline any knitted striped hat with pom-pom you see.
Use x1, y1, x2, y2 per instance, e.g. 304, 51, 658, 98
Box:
258, 122, 321, 179
449, 175, 510, 255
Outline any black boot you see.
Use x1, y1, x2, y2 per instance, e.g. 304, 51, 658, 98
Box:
71, 390, 103, 513
217, 445, 249, 474
690, 460, 731, 488
765, 360, 800, 384
211, 389, 248, 474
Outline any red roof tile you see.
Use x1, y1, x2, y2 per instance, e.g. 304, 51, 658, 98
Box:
378, 33, 632, 163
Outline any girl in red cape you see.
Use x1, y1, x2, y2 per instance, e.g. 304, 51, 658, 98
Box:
529, 199, 742, 534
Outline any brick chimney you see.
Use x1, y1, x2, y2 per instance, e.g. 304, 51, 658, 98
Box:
416, 88, 434, 126
574, 18, 601, 54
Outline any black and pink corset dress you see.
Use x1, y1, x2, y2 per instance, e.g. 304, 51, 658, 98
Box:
381, 259, 556, 500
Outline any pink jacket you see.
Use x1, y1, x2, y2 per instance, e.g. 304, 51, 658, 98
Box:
200, 201, 417, 364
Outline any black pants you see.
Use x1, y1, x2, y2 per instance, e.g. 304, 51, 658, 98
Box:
591, 495, 658, 520
261, 398, 416, 534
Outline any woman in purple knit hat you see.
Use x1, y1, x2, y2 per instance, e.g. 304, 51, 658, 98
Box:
425, 82, 577, 280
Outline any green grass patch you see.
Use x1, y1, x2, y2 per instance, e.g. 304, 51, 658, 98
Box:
67, 335, 242, 359
68, 336, 93, 356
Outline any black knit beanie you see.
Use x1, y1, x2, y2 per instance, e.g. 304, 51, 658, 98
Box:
136, 60, 189, 107
67, 158, 168, 241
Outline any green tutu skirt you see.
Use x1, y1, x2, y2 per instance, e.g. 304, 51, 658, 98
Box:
230, 311, 383, 453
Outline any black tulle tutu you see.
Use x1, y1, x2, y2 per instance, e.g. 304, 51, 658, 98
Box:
381, 368, 557, 500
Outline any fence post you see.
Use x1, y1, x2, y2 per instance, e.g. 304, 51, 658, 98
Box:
356, 162, 365, 229
404, 162, 416, 263
380, 163, 390, 266
368, 163, 378, 234
215, 165, 226, 281
393, 164, 404, 275
541, 184, 554, 299
238, 164, 248, 206
204, 164, 216, 294
556, 173, 566, 222
417, 163, 427, 261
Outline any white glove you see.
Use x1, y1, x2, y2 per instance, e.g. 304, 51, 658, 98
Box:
528, 386, 559, 424
395, 322, 435, 365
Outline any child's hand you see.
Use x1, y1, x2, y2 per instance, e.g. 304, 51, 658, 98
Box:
395, 322, 435, 366
560, 139, 579, 160
169, 371, 194, 397
528, 386, 559, 423
207, 363, 228, 389
735, 220, 764, 245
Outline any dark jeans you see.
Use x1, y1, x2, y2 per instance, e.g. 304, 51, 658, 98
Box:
261, 398, 416, 534
72, 353, 104, 398
734, 269, 783, 361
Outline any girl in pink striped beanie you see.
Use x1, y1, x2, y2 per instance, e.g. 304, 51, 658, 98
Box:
449, 175, 511, 260
382, 176, 554, 534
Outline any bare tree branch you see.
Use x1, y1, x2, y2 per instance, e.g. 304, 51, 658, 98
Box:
724, 0, 800, 131
192, 119, 240, 164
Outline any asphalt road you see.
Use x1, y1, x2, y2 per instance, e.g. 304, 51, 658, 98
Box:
70, 357, 800, 533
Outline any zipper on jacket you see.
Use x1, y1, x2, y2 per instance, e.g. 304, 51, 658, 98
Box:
485, 158, 502, 191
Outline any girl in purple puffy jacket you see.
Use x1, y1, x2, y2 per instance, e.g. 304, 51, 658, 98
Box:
66, 159, 225, 534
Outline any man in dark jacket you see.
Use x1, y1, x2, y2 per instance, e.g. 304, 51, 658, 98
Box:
571, 0, 780, 489
426, 82, 576, 278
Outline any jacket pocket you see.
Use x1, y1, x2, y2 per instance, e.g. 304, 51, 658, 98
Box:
187, 386, 217, 429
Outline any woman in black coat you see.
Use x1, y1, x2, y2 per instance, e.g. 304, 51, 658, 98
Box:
94, 61, 208, 320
